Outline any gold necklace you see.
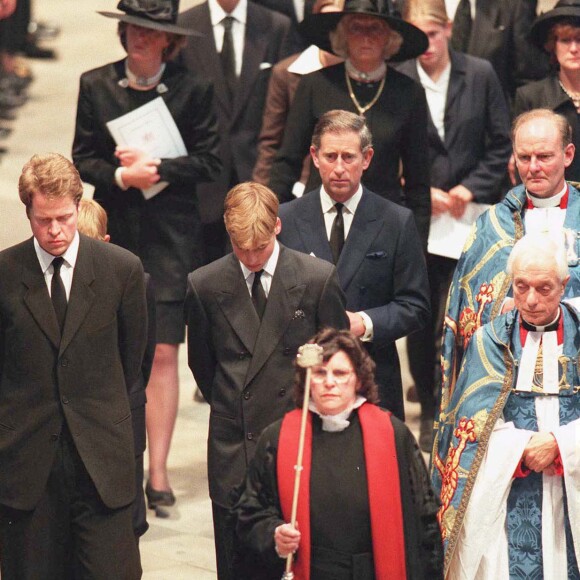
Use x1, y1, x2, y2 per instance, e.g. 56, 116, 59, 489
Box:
345, 69, 386, 116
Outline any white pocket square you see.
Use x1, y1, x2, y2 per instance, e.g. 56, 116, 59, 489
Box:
259, 62, 273, 70
309, 252, 316, 257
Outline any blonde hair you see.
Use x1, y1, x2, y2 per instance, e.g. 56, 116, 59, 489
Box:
224, 182, 279, 249
19, 153, 83, 211
330, 14, 403, 60
403, 0, 449, 26
77, 199, 108, 241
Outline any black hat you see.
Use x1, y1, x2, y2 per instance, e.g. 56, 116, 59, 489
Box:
99, 0, 200, 36
299, 0, 428, 62
530, 0, 580, 50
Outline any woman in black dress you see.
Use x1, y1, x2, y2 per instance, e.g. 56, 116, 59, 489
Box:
268, 0, 432, 245
72, 0, 221, 508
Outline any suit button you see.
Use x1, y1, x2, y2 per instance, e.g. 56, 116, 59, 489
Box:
247, 432, 254, 441
60, 358, 69, 367
279, 388, 286, 397
62, 396, 69, 405
238, 352, 247, 360
243, 391, 251, 400
283, 347, 291, 356
50, 433, 59, 442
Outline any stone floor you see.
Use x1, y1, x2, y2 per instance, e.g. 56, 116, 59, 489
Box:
0, 2, 424, 577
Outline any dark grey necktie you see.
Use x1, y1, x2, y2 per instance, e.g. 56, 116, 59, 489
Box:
451, 0, 473, 53
251, 269, 267, 320
51, 257, 67, 332
220, 16, 237, 101
329, 203, 344, 264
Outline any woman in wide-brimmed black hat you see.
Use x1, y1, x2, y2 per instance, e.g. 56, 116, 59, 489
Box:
512, 0, 580, 183
268, 0, 432, 246
72, 0, 221, 527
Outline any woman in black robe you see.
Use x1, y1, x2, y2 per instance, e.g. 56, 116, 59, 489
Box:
235, 328, 443, 579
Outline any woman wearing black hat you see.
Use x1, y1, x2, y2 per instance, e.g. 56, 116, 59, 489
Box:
513, 0, 580, 183
72, 0, 221, 515
268, 0, 432, 246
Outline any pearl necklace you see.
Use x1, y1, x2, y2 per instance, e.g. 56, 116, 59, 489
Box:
345, 59, 386, 82
559, 79, 580, 112
125, 61, 166, 88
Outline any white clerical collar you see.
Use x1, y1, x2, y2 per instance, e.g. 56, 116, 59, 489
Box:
319, 185, 363, 216
34, 231, 80, 274
309, 396, 367, 432
239, 239, 280, 281
208, 0, 247, 26
526, 183, 567, 208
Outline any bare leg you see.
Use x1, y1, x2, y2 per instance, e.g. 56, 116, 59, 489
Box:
146, 343, 179, 492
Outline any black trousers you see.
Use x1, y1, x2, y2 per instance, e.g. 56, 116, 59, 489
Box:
407, 254, 457, 419
212, 501, 237, 580
0, 426, 141, 579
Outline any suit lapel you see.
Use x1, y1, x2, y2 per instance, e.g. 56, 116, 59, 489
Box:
215, 255, 261, 355
21, 239, 61, 349
337, 191, 383, 290
59, 236, 96, 355
444, 52, 467, 150
232, 5, 268, 123
244, 247, 306, 386
294, 192, 334, 262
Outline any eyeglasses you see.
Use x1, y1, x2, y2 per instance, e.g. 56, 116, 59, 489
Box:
310, 368, 354, 385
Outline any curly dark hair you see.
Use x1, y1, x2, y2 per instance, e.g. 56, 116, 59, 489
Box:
293, 327, 379, 407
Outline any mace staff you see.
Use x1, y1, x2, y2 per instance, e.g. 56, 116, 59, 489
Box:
282, 343, 323, 580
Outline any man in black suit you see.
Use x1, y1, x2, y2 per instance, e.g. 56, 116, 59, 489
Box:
185, 182, 348, 579
278, 110, 430, 420
0, 154, 147, 578
179, 0, 292, 262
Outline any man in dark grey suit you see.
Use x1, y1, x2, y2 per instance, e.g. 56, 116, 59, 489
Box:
0, 154, 147, 578
278, 110, 430, 421
179, 0, 292, 262
185, 182, 347, 579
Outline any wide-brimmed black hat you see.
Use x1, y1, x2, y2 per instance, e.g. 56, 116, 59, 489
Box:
299, 0, 428, 62
530, 0, 580, 50
99, 0, 200, 36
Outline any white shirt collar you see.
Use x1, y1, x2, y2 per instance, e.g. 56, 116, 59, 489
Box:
34, 231, 80, 273
319, 185, 363, 216
239, 239, 280, 281
526, 182, 567, 208
208, 0, 247, 26
416, 60, 451, 92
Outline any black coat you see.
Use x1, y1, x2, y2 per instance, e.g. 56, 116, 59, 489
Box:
0, 235, 147, 510
514, 75, 580, 183
268, 63, 432, 246
185, 245, 348, 508
396, 50, 511, 203
278, 187, 430, 419
178, 1, 292, 223
72, 60, 221, 300
235, 410, 443, 580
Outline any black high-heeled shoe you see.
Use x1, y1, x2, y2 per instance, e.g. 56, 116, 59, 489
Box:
145, 480, 176, 508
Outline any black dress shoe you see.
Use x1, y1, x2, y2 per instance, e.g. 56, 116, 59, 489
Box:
145, 480, 176, 508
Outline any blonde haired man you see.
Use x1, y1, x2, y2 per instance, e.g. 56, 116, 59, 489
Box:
185, 181, 348, 579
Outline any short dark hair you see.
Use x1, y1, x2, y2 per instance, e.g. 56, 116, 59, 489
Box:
117, 22, 186, 62
294, 327, 380, 407
311, 110, 373, 152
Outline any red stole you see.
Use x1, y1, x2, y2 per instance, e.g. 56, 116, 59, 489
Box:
277, 403, 407, 580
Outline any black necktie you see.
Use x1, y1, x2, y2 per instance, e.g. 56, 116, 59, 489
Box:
51, 257, 67, 332
251, 269, 267, 320
220, 16, 237, 102
329, 203, 344, 264
451, 0, 472, 53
